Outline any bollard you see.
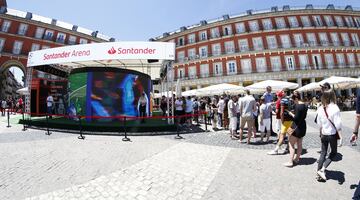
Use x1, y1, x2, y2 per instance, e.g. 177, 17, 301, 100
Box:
175, 115, 183, 139
122, 116, 130, 142
78, 116, 85, 140
45, 113, 51, 135
22, 110, 26, 131
6, 109, 11, 128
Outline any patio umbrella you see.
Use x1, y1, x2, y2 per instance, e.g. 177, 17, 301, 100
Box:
16, 87, 29, 95
153, 91, 175, 99
246, 80, 299, 94
295, 82, 322, 92
319, 76, 360, 90
182, 89, 198, 97
196, 83, 245, 96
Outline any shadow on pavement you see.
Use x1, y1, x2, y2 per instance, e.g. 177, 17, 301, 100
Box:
297, 157, 317, 165
333, 153, 343, 162
350, 180, 360, 200
327, 170, 345, 185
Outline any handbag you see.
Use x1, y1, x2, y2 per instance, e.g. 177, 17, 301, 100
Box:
323, 106, 340, 140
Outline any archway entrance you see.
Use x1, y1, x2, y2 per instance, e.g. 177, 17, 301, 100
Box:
0, 60, 25, 100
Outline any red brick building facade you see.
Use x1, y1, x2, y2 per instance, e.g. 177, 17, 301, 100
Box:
154, 5, 360, 92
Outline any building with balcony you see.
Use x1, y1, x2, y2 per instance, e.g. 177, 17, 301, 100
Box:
153, 4, 360, 93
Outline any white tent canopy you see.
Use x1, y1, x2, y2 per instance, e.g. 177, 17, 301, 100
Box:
196, 83, 246, 96
16, 87, 29, 95
182, 89, 198, 97
246, 80, 299, 94
153, 91, 175, 99
295, 82, 322, 92
318, 76, 360, 90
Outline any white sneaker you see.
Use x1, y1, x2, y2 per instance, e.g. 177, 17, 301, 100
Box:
338, 138, 343, 147
317, 170, 326, 180
267, 149, 279, 155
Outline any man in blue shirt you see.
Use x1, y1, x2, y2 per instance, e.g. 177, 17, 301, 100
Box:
263, 86, 273, 104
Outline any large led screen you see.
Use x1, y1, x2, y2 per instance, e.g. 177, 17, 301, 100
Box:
69, 67, 151, 121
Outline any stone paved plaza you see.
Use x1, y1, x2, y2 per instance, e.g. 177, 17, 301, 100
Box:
0, 110, 359, 200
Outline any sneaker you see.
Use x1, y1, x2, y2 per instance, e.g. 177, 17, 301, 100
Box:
283, 162, 293, 168
267, 149, 279, 155
317, 170, 326, 181
338, 138, 343, 147
316, 174, 326, 182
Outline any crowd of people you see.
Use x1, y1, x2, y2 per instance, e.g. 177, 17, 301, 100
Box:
158, 83, 359, 182
0, 97, 23, 116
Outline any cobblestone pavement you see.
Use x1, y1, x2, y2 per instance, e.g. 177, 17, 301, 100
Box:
0, 110, 359, 200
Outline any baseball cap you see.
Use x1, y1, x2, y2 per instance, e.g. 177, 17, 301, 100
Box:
276, 90, 284, 98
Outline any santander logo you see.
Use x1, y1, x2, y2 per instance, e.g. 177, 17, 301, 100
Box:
107, 47, 116, 54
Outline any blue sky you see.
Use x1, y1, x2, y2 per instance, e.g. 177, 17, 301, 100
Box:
10, 0, 360, 41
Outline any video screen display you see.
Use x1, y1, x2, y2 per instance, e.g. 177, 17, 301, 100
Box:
69, 67, 151, 121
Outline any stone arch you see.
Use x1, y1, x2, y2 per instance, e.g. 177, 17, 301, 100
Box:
0, 60, 26, 75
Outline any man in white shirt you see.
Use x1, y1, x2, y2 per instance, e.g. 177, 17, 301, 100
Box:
217, 96, 225, 128
239, 89, 256, 144
47, 93, 54, 119
185, 96, 193, 126
175, 97, 183, 124
259, 96, 272, 142
228, 95, 238, 139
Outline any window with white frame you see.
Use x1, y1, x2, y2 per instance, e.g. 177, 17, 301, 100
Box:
227, 61, 237, 75
224, 41, 235, 54
351, 33, 360, 47
288, 16, 299, 28
355, 17, 360, 27
336, 53, 345, 67
301, 16, 311, 27
270, 56, 281, 71
212, 43, 221, 56
35, 27, 45, 39
199, 46, 208, 58
306, 33, 317, 46
252, 37, 263, 50
298, 55, 309, 69
266, 36, 277, 49
344, 16, 355, 27
325, 54, 334, 69
275, 17, 286, 29
341, 33, 350, 46
56, 32, 66, 43
238, 39, 249, 52
79, 38, 88, 44
199, 31, 207, 41
223, 25, 232, 36
44, 30, 54, 40
235, 22, 246, 33
30, 43, 40, 52
178, 37, 185, 46
0, 38, 5, 52
312, 54, 322, 69
241, 20, 253, 32
1, 20, 11, 32
18, 23, 28, 35
335, 16, 344, 27
262, 19, 273, 30
42, 45, 50, 49
318, 33, 329, 46
280, 34, 291, 48
177, 68, 185, 79
313, 16, 323, 26
68, 35, 77, 45
255, 57, 266, 72
177, 51, 185, 62
200, 64, 209, 77
188, 48, 196, 60
12, 40, 23, 55
285, 56, 295, 70
330, 33, 340, 46
188, 34, 195, 44
324, 16, 334, 26
188, 66, 197, 79
213, 62, 223, 76
293, 34, 304, 47
210, 28, 220, 38
347, 53, 356, 67
240, 59, 251, 74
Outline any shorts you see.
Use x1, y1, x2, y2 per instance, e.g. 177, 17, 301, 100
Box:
281, 121, 293, 135
240, 116, 255, 130
259, 118, 271, 132
229, 117, 237, 131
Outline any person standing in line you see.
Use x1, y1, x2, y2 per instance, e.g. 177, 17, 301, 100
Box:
192, 98, 200, 125
160, 96, 167, 119
210, 98, 218, 129
46, 93, 54, 119
175, 96, 183, 125
238, 89, 256, 144
263, 86, 274, 135
228, 95, 238, 139
185, 96, 194, 126
259, 96, 272, 143
252, 99, 259, 138
17, 97, 23, 113
351, 88, 360, 145
138, 92, 147, 123
217, 96, 225, 129
1, 99, 6, 116
315, 90, 342, 181
283, 92, 307, 167
223, 97, 229, 130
